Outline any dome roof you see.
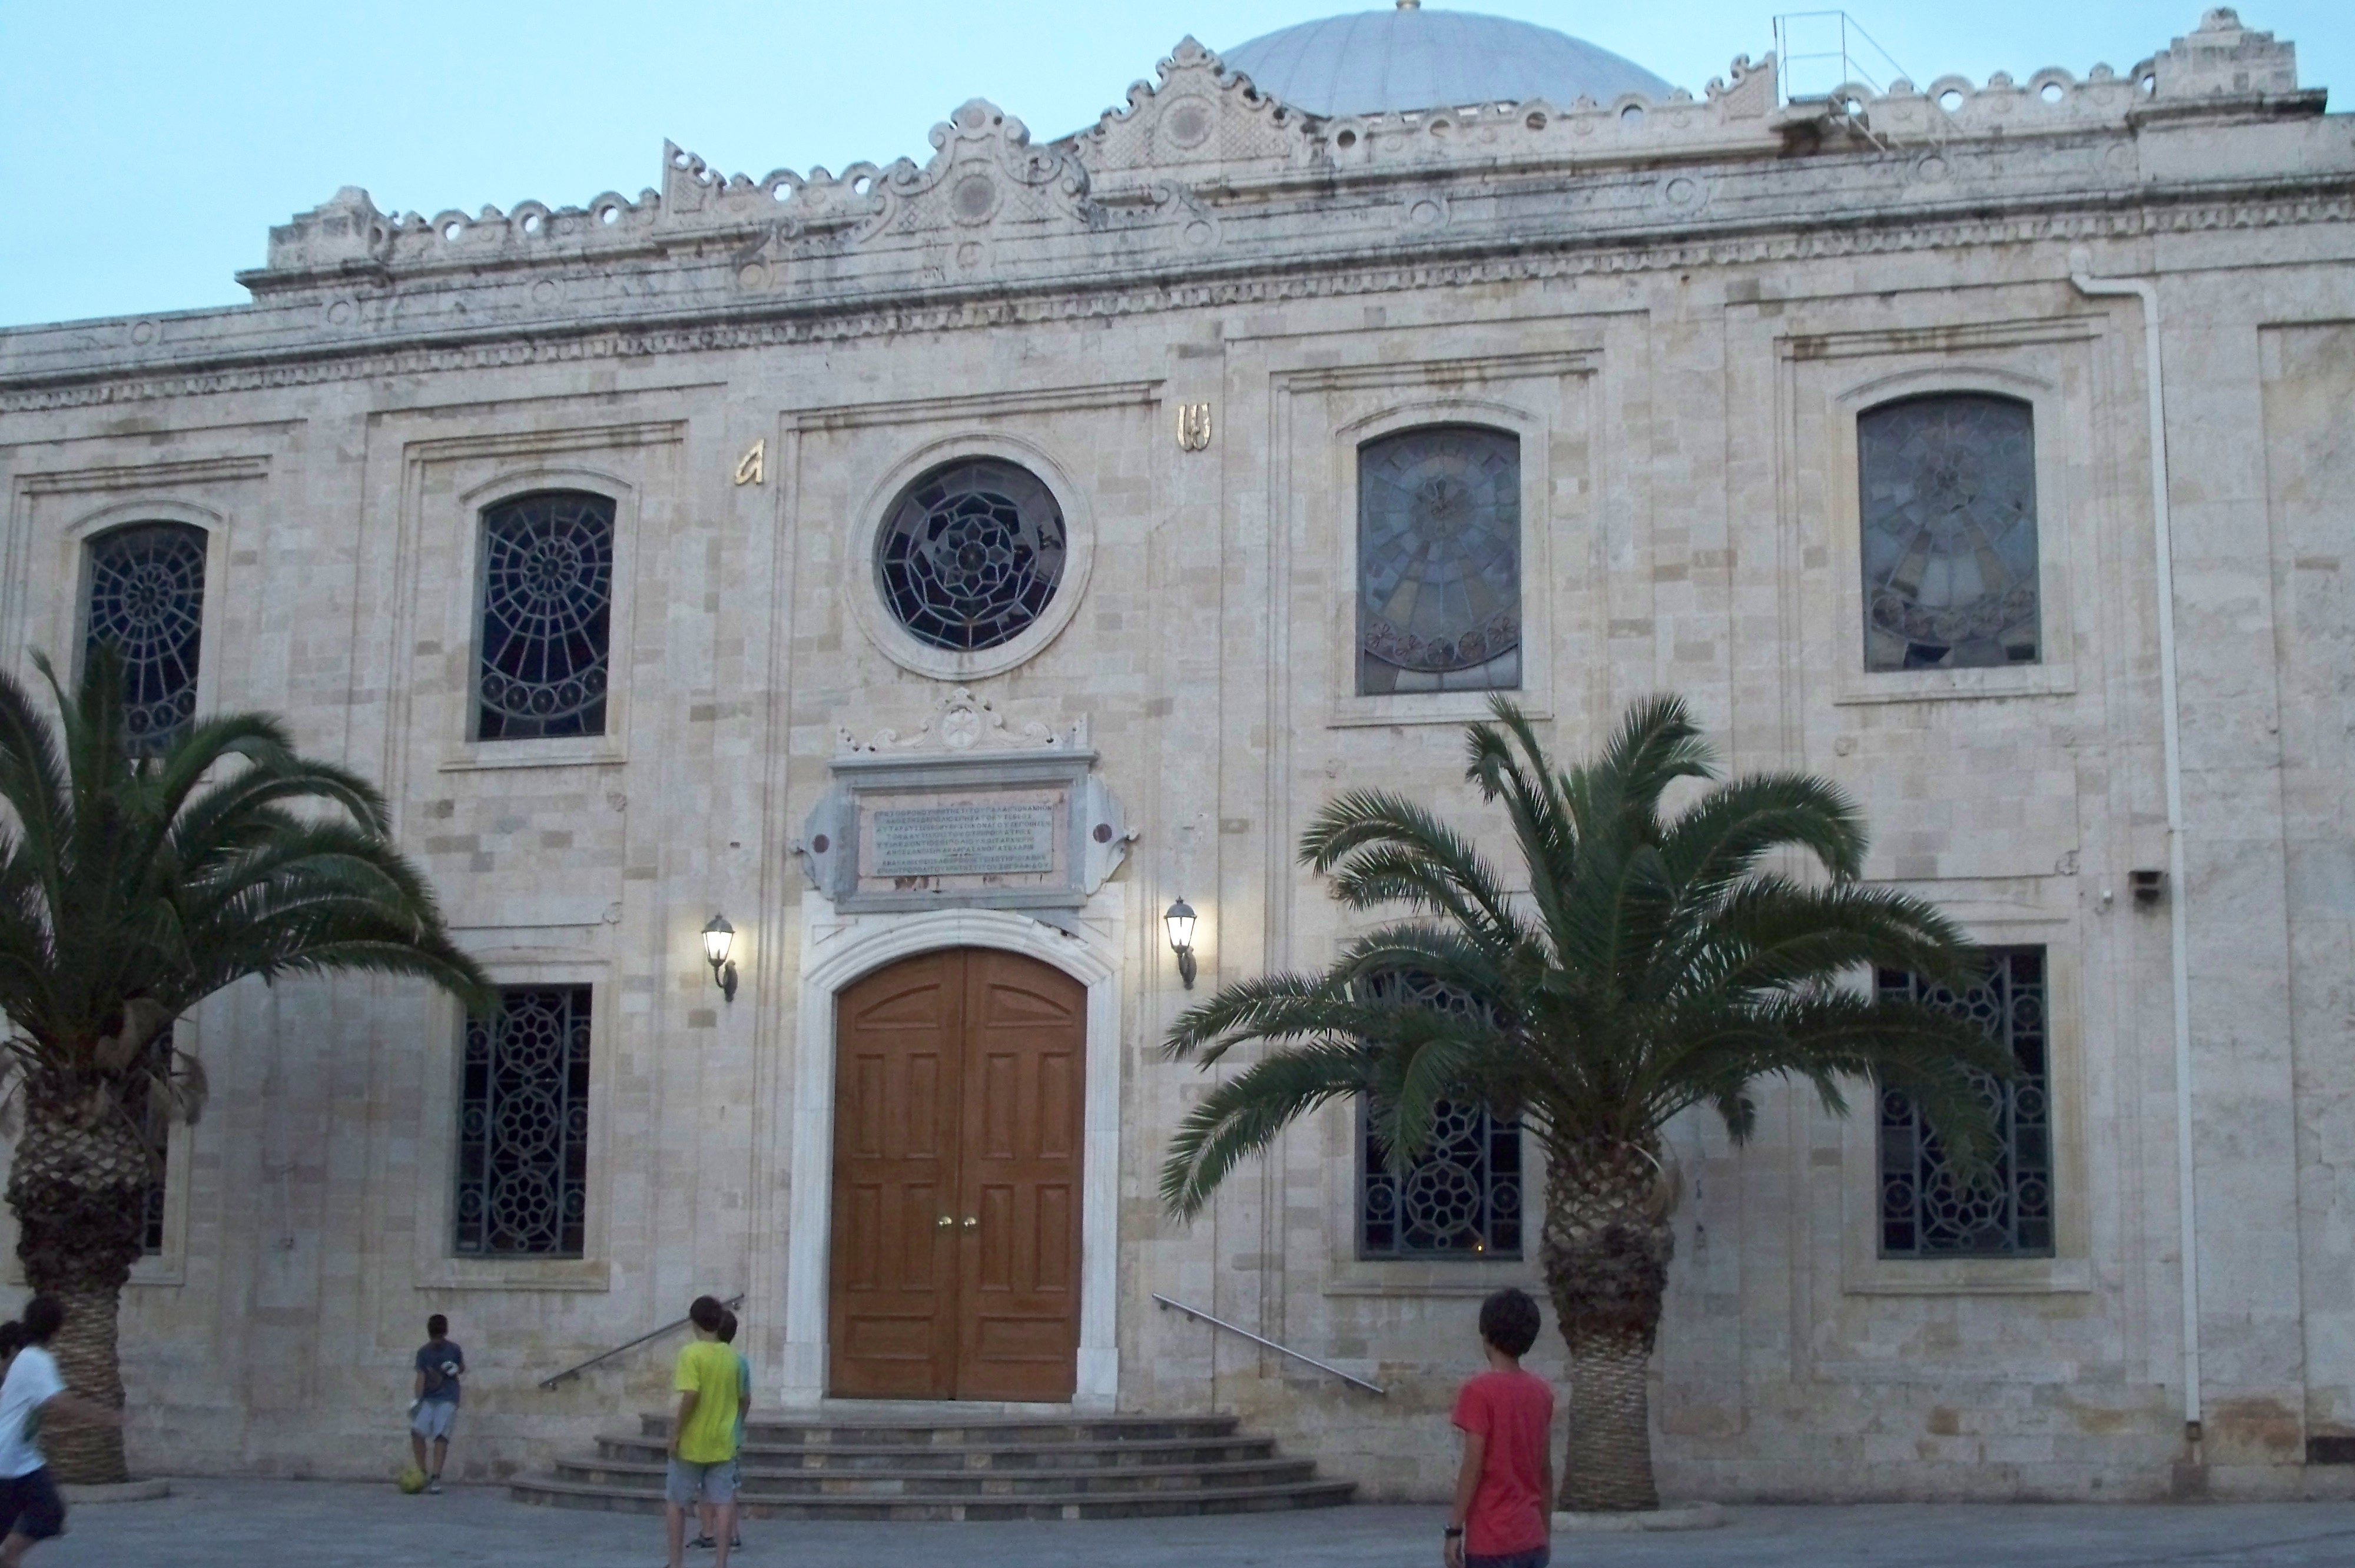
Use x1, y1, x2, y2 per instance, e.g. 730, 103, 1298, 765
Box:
1220, 5, 1674, 118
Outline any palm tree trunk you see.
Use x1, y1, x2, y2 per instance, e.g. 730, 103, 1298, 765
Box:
1540, 1137, 1676, 1513
5, 1088, 147, 1485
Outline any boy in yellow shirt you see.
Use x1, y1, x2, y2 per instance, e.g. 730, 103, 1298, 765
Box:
664, 1296, 740, 1568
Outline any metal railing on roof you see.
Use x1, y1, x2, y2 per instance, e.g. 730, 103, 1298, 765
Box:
1772, 10, 1913, 106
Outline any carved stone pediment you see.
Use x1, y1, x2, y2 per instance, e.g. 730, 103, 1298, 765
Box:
1070, 36, 1317, 188
661, 99, 1092, 251
798, 690, 1131, 916
835, 686, 1085, 756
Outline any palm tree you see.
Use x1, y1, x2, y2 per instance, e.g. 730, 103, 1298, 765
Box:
1159, 695, 2012, 1513
0, 648, 490, 1484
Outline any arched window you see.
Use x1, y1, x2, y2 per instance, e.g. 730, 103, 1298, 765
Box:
875, 457, 1068, 652
1858, 393, 2039, 671
475, 491, 615, 741
83, 521, 208, 751
1358, 426, 1521, 695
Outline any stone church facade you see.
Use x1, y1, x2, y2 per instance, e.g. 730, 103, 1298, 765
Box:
0, 4, 2350, 1503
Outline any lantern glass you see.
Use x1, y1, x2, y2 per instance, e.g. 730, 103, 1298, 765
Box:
1163, 898, 1196, 954
701, 915, 735, 969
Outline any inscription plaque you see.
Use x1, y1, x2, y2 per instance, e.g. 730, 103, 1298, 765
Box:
870, 803, 1057, 878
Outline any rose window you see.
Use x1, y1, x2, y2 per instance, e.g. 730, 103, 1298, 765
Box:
876, 459, 1067, 652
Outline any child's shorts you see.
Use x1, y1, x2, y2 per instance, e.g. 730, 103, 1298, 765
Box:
411, 1401, 458, 1441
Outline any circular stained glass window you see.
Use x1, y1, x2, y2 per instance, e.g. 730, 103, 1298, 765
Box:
875, 459, 1067, 652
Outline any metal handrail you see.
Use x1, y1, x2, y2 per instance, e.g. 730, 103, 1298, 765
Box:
1152, 1293, 1387, 1396
539, 1293, 745, 1390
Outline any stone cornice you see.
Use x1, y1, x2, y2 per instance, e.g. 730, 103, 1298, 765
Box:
1, 176, 2349, 417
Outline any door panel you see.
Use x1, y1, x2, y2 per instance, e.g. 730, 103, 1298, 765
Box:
954, 951, 1086, 1401
830, 948, 1084, 1403
828, 954, 963, 1398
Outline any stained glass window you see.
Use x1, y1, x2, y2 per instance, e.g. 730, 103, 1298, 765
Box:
84, 522, 207, 752
1356, 972, 1523, 1260
1877, 947, 2052, 1258
456, 986, 592, 1258
876, 459, 1067, 652
1358, 426, 1521, 695
1859, 394, 2039, 670
475, 491, 614, 740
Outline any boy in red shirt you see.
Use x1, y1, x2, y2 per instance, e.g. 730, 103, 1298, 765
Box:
1444, 1288, 1554, 1568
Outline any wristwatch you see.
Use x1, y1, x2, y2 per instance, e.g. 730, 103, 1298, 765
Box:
1443, 1526, 1464, 1539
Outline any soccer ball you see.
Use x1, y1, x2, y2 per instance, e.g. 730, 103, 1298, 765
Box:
397, 1466, 429, 1494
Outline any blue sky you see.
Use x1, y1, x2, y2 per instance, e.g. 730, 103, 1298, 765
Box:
3, 2, 2347, 327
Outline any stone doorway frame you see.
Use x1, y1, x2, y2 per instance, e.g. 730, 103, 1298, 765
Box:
780, 900, 1123, 1409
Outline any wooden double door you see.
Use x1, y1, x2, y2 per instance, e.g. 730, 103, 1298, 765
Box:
829, 948, 1086, 1401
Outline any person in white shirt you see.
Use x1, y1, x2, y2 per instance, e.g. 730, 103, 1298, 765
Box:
0, 1295, 122, 1566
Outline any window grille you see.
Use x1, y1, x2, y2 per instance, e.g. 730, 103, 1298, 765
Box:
875, 458, 1067, 652
457, 986, 592, 1258
134, 1025, 174, 1257
1859, 393, 2039, 671
83, 522, 207, 752
1358, 426, 1521, 695
1877, 947, 2052, 1258
475, 491, 615, 740
1356, 971, 1523, 1260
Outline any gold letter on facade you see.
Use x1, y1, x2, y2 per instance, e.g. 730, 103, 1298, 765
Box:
734, 438, 766, 487
1176, 403, 1212, 452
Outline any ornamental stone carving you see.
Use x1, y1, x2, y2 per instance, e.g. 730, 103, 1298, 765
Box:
1071, 35, 1317, 187
798, 690, 1130, 918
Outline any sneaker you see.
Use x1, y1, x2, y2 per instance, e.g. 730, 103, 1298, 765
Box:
689, 1536, 715, 1550
730, 1537, 744, 1551
426, 1479, 442, 1496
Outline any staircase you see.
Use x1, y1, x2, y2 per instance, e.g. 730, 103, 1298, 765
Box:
509, 1411, 1356, 1520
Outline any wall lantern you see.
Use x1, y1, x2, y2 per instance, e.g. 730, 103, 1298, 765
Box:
1163, 898, 1198, 990
702, 913, 739, 1004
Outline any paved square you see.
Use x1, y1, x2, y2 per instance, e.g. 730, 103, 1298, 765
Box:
33, 1482, 2355, 1567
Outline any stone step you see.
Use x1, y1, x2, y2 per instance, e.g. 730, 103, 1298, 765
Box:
549, 1453, 1319, 1497
636, 1412, 1241, 1446
591, 1431, 1279, 1471
515, 1408, 1352, 1521
508, 1472, 1358, 1522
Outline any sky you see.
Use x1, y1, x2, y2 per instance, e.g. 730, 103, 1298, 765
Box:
3, 1, 2348, 328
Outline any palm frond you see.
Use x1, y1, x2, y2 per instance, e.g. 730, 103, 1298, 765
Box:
1159, 1042, 1376, 1217
0, 649, 492, 1094
1159, 690, 2001, 1227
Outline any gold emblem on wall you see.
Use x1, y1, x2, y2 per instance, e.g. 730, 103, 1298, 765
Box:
1175, 403, 1213, 453
734, 438, 766, 486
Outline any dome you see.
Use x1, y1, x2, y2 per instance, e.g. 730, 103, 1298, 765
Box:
1220, 4, 1673, 118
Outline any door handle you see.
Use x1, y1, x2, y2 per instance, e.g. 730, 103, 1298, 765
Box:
936, 1215, 954, 1228
961, 1216, 979, 1230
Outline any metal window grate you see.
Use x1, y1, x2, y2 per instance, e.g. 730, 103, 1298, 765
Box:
135, 1025, 174, 1256
1360, 1097, 1523, 1260
475, 491, 615, 740
1356, 971, 1522, 1260
84, 522, 207, 753
1877, 947, 2052, 1258
457, 986, 592, 1258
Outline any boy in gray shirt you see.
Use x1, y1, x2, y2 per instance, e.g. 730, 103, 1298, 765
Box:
410, 1313, 466, 1494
